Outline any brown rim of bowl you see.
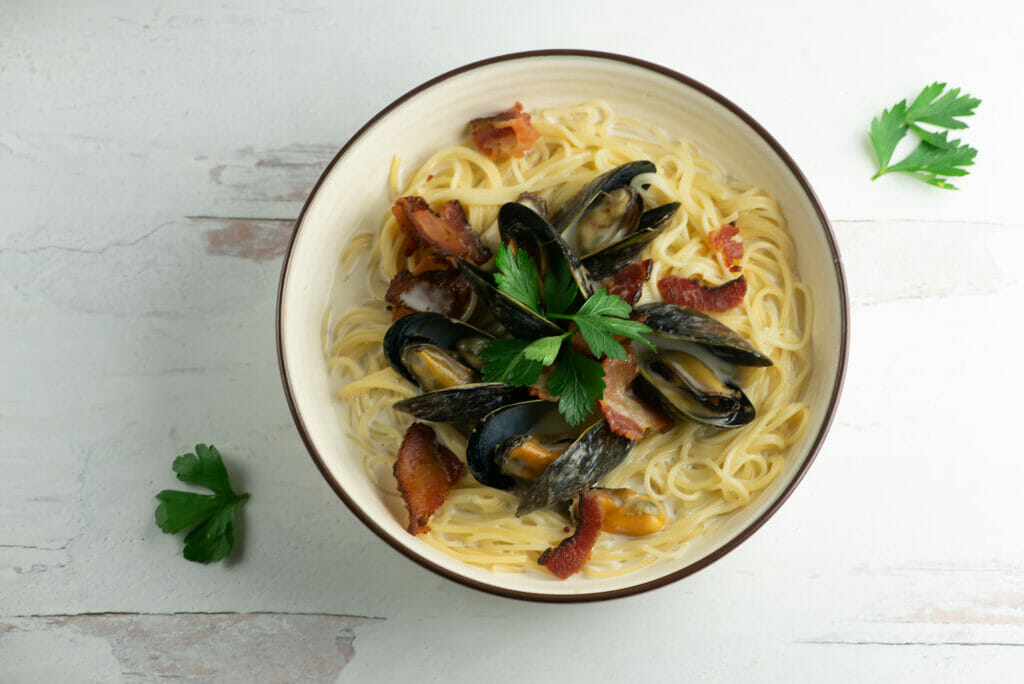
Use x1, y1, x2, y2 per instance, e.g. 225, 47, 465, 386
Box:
276, 49, 850, 603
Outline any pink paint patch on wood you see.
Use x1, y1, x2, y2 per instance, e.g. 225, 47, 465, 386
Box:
206, 144, 338, 202
0, 613, 375, 681
903, 590, 1024, 625
203, 219, 295, 261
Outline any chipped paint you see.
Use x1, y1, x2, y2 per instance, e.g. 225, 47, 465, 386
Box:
904, 590, 1024, 626
0, 613, 378, 682
202, 218, 294, 261
205, 144, 338, 202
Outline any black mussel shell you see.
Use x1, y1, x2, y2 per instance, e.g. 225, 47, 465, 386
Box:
383, 312, 493, 385
636, 302, 773, 367
552, 160, 656, 238
582, 202, 680, 281
516, 419, 634, 515
456, 258, 565, 340
498, 202, 596, 299
466, 400, 555, 490
633, 348, 756, 428
392, 383, 529, 423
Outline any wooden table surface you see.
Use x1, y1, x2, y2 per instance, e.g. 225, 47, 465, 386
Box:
3, 1, 1022, 681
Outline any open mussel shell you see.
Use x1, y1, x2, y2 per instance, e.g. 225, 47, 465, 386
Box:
498, 202, 596, 299
634, 347, 756, 428
393, 383, 529, 423
552, 160, 656, 240
582, 202, 681, 281
466, 400, 555, 490
383, 311, 492, 385
456, 258, 565, 340
516, 418, 634, 515
635, 302, 773, 367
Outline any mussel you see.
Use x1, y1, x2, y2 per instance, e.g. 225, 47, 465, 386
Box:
634, 346, 756, 428
552, 161, 680, 280
627, 303, 771, 428
384, 312, 528, 422
464, 400, 634, 513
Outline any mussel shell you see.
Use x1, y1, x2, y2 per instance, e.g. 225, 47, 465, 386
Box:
634, 349, 756, 428
582, 202, 681, 281
456, 258, 565, 340
552, 160, 656, 237
466, 400, 555, 490
392, 383, 529, 423
516, 419, 634, 515
636, 302, 773, 367
383, 311, 493, 385
498, 202, 596, 298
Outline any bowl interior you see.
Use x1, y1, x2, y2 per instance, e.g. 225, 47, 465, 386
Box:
278, 52, 846, 600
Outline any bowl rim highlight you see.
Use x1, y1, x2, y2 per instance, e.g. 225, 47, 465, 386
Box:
276, 49, 850, 602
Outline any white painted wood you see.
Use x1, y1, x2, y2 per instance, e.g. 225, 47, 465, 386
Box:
2, 0, 1021, 681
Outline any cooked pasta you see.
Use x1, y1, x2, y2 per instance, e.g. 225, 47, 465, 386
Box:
325, 101, 812, 578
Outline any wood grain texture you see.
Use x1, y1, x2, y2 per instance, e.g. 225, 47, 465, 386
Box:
2, 0, 1023, 682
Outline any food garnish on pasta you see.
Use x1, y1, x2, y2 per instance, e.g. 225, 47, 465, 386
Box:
326, 101, 812, 579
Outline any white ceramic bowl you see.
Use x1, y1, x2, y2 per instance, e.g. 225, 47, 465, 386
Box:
277, 50, 848, 601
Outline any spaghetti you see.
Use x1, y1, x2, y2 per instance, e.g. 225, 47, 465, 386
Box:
325, 101, 812, 578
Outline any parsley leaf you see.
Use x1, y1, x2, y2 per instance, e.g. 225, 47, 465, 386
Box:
155, 444, 249, 564
552, 289, 654, 361
523, 334, 570, 366
548, 348, 606, 426
869, 82, 980, 189
480, 337, 545, 386
493, 243, 540, 313
542, 253, 578, 315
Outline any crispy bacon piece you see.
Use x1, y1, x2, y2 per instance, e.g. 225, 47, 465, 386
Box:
657, 274, 747, 312
598, 349, 671, 440
606, 259, 652, 306
384, 268, 471, 321
538, 490, 604, 579
470, 102, 541, 161
393, 423, 464, 535
392, 196, 491, 266
708, 223, 744, 272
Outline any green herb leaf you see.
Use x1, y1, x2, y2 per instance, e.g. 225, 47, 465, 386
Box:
552, 289, 654, 360
523, 334, 569, 367
869, 83, 980, 189
494, 243, 540, 313
869, 100, 908, 171
542, 255, 579, 315
480, 337, 545, 386
548, 348, 606, 426
904, 82, 981, 129
155, 444, 249, 564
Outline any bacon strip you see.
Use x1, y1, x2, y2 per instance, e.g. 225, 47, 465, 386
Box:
470, 102, 540, 161
606, 259, 651, 306
598, 349, 671, 440
538, 490, 604, 579
392, 196, 491, 266
385, 268, 471, 321
657, 275, 747, 312
708, 223, 744, 272
393, 423, 464, 535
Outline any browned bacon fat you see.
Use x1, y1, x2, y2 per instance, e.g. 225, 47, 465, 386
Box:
606, 259, 651, 306
657, 275, 747, 312
538, 490, 604, 579
384, 268, 471, 321
470, 102, 541, 161
393, 423, 464, 535
598, 348, 671, 440
392, 196, 491, 266
708, 223, 743, 272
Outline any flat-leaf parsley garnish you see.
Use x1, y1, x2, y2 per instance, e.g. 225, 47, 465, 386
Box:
869, 82, 981, 189
155, 444, 249, 563
480, 244, 652, 426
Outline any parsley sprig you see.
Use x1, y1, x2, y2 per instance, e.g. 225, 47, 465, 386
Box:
869, 82, 981, 189
155, 444, 249, 563
481, 244, 652, 425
